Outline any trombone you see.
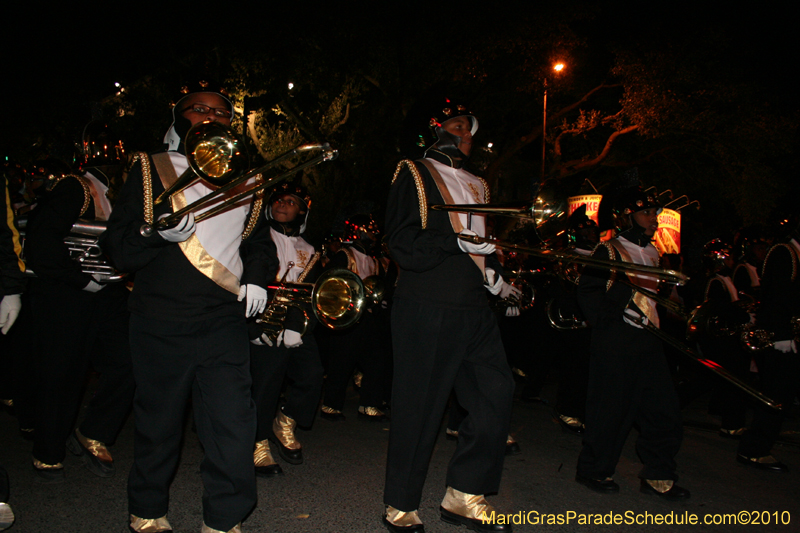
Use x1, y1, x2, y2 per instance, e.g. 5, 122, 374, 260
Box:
140, 121, 338, 237
457, 234, 689, 286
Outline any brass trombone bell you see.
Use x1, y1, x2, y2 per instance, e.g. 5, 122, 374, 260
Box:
140, 122, 337, 237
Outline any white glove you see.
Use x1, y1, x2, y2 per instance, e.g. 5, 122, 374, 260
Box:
238, 284, 268, 318
457, 229, 496, 255
0, 294, 22, 334
505, 307, 521, 317
773, 340, 797, 353
83, 274, 107, 293
278, 329, 303, 348
623, 308, 647, 328
158, 212, 196, 243
250, 335, 267, 346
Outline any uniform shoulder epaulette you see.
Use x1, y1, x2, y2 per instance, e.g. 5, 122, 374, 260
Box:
242, 174, 264, 240
49, 174, 92, 217
131, 152, 155, 225
392, 160, 428, 229
595, 241, 619, 291
297, 252, 321, 283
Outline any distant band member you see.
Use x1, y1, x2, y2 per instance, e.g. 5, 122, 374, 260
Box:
576, 185, 689, 500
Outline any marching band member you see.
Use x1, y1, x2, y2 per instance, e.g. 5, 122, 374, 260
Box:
552, 205, 597, 435
321, 212, 391, 422
735, 217, 800, 473
102, 81, 273, 533
576, 185, 689, 500
24, 127, 134, 483
249, 182, 323, 476
383, 99, 515, 532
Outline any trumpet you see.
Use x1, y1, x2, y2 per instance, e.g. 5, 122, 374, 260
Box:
140, 121, 338, 237
258, 268, 372, 342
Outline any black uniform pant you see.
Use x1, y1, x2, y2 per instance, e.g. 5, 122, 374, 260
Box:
738, 347, 800, 458
679, 336, 749, 430
250, 334, 323, 440
555, 327, 591, 420
127, 313, 256, 531
323, 310, 387, 410
578, 321, 683, 481
384, 299, 514, 512
29, 284, 134, 465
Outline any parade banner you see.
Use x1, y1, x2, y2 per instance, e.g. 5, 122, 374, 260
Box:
654, 208, 681, 255
567, 194, 602, 224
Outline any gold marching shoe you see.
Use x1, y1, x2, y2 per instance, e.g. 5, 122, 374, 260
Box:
253, 439, 283, 477
66, 428, 115, 477
201, 522, 242, 533
271, 411, 303, 465
320, 404, 345, 421
358, 405, 389, 421
440, 487, 512, 532
0, 502, 14, 531
129, 514, 172, 533
382, 505, 424, 532
640, 479, 691, 500
32, 457, 65, 483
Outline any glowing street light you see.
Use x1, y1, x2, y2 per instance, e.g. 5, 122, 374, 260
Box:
541, 62, 566, 185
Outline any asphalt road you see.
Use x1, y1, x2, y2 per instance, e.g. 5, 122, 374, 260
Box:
1, 378, 798, 533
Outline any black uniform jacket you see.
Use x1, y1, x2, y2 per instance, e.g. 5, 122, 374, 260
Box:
386, 150, 501, 310
100, 152, 273, 322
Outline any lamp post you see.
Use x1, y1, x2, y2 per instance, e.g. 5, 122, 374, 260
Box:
541, 62, 565, 183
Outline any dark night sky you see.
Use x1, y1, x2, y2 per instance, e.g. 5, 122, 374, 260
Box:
2, 3, 797, 157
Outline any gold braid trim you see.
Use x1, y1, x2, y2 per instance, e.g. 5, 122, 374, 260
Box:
392, 160, 427, 229
51, 174, 92, 217
597, 241, 619, 291
297, 252, 320, 283
242, 174, 265, 240
763, 242, 798, 283
131, 152, 154, 225
478, 177, 490, 203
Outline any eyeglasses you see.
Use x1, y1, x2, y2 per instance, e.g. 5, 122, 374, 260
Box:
180, 104, 232, 119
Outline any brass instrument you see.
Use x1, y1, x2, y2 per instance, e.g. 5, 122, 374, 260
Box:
18, 218, 126, 283
140, 121, 338, 237
491, 276, 536, 312
545, 298, 588, 330
457, 234, 689, 286
626, 310, 782, 411
740, 317, 800, 352
258, 268, 371, 342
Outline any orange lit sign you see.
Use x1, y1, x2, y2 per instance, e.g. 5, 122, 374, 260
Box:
567, 195, 602, 224
654, 208, 681, 255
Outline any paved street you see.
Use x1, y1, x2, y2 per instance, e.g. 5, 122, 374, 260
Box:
1, 377, 798, 532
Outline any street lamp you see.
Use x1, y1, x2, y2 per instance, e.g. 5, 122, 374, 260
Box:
541, 62, 566, 183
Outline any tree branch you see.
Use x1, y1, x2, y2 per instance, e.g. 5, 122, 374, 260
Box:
556, 125, 639, 177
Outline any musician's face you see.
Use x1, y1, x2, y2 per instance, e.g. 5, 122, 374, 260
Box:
179, 93, 232, 127
272, 194, 304, 223
632, 208, 659, 236
441, 116, 473, 156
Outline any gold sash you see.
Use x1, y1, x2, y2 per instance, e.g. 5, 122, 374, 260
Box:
418, 160, 485, 274
151, 153, 240, 295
